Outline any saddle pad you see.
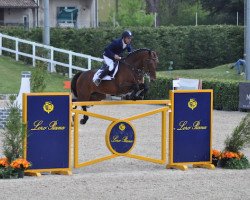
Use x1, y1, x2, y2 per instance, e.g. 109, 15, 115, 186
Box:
93, 63, 119, 81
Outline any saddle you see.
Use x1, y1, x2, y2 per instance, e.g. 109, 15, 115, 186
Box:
93, 62, 119, 81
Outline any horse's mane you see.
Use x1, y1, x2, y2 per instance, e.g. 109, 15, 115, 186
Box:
126, 48, 151, 58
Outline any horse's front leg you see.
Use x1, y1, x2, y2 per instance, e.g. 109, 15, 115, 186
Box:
137, 83, 148, 100
80, 106, 89, 124
128, 84, 140, 100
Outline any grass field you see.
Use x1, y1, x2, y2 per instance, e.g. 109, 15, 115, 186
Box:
0, 56, 70, 94
0, 55, 246, 94
158, 64, 246, 81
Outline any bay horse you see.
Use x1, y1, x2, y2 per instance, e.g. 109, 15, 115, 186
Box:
71, 48, 158, 124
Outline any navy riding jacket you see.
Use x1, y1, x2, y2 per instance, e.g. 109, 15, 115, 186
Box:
103, 38, 132, 60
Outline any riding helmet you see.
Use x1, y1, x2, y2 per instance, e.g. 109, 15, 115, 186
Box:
122, 30, 133, 38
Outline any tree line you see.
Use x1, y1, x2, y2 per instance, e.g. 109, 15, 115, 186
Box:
106, 0, 244, 27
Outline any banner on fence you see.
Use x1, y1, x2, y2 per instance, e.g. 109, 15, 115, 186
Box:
239, 82, 250, 110
167, 90, 214, 170
23, 93, 71, 176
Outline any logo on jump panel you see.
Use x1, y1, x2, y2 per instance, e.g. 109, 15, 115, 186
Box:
119, 123, 126, 131
188, 98, 197, 110
43, 101, 54, 114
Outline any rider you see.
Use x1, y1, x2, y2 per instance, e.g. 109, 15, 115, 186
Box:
93, 30, 133, 86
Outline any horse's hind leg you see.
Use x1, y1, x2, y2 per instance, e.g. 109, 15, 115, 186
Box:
80, 106, 89, 124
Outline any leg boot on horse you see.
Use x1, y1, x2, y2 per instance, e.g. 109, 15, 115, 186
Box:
80, 106, 89, 125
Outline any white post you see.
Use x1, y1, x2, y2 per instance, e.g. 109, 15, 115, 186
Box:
88, 56, 91, 70
154, 12, 157, 27
0, 33, 2, 55
15, 71, 31, 108
32, 43, 36, 67
43, 0, 50, 46
113, 13, 115, 27
195, 12, 198, 26
50, 47, 56, 72
237, 12, 239, 26
246, 1, 250, 80
15, 39, 19, 61
69, 52, 72, 78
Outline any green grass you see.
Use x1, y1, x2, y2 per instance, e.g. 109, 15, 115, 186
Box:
0, 56, 70, 94
157, 64, 246, 82
0, 55, 247, 94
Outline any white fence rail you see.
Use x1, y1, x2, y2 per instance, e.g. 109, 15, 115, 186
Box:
0, 33, 103, 78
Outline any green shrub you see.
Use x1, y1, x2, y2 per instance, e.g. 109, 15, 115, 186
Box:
2, 95, 23, 163
0, 25, 244, 70
145, 77, 240, 111
224, 113, 250, 153
30, 61, 47, 92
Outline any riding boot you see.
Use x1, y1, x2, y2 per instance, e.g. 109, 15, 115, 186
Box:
94, 67, 109, 86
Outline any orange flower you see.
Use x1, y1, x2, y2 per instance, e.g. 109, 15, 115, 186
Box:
10, 158, 31, 169
212, 149, 221, 158
0, 157, 9, 167
221, 151, 240, 159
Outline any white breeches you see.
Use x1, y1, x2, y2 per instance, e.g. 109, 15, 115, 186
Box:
103, 55, 115, 71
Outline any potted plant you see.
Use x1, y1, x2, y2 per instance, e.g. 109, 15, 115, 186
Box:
0, 95, 31, 179
0, 157, 31, 179
10, 158, 31, 178
219, 113, 250, 169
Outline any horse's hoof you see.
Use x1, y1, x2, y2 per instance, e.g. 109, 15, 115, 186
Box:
80, 119, 87, 124
80, 117, 89, 125
124, 95, 130, 100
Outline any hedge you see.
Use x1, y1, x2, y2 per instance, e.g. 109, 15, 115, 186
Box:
0, 25, 244, 70
0, 25, 244, 111
145, 78, 240, 111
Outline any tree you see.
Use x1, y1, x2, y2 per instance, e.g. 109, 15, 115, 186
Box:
110, 0, 155, 27
201, 0, 244, 25
145, 0, 207, 26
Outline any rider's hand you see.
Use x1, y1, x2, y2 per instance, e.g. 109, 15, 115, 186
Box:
114, 54, 121, 60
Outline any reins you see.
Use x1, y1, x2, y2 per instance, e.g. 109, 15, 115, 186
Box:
119, 59, 145, 80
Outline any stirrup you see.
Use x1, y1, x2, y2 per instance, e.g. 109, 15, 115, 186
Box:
93, 78, 101, 86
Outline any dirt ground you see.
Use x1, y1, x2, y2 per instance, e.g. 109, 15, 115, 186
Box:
0, 105, 249, 200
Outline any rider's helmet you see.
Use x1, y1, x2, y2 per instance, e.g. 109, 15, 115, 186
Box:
122, 30, 133, 39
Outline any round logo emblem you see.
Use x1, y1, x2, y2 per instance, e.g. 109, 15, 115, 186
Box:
106, 121, 136, 155
43, 101, 54, 114
188, 98, 197, 110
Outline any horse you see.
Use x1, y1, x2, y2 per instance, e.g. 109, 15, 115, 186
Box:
71, 48, 158, 124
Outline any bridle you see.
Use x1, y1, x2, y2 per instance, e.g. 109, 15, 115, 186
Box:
120, 55, 158, 79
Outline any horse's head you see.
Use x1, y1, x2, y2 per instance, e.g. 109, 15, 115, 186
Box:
141, 50, 158, 82
124, 49, 158, 82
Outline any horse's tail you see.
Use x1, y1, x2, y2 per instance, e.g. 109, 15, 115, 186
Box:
71, 71, 82, 98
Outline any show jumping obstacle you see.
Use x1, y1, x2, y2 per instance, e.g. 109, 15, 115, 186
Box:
22, 90, 214, 176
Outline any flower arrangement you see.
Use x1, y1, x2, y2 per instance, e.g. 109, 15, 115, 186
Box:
212, 114, 250, 169
212, 149, 221, 166
219, 151, 249, 169
0, 158, 9, 168
0, 157, 31, 179
212, 149, 249, 169
10, 158, 31, 170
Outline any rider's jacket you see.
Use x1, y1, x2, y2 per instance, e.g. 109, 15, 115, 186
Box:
103, 38, 132, 61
